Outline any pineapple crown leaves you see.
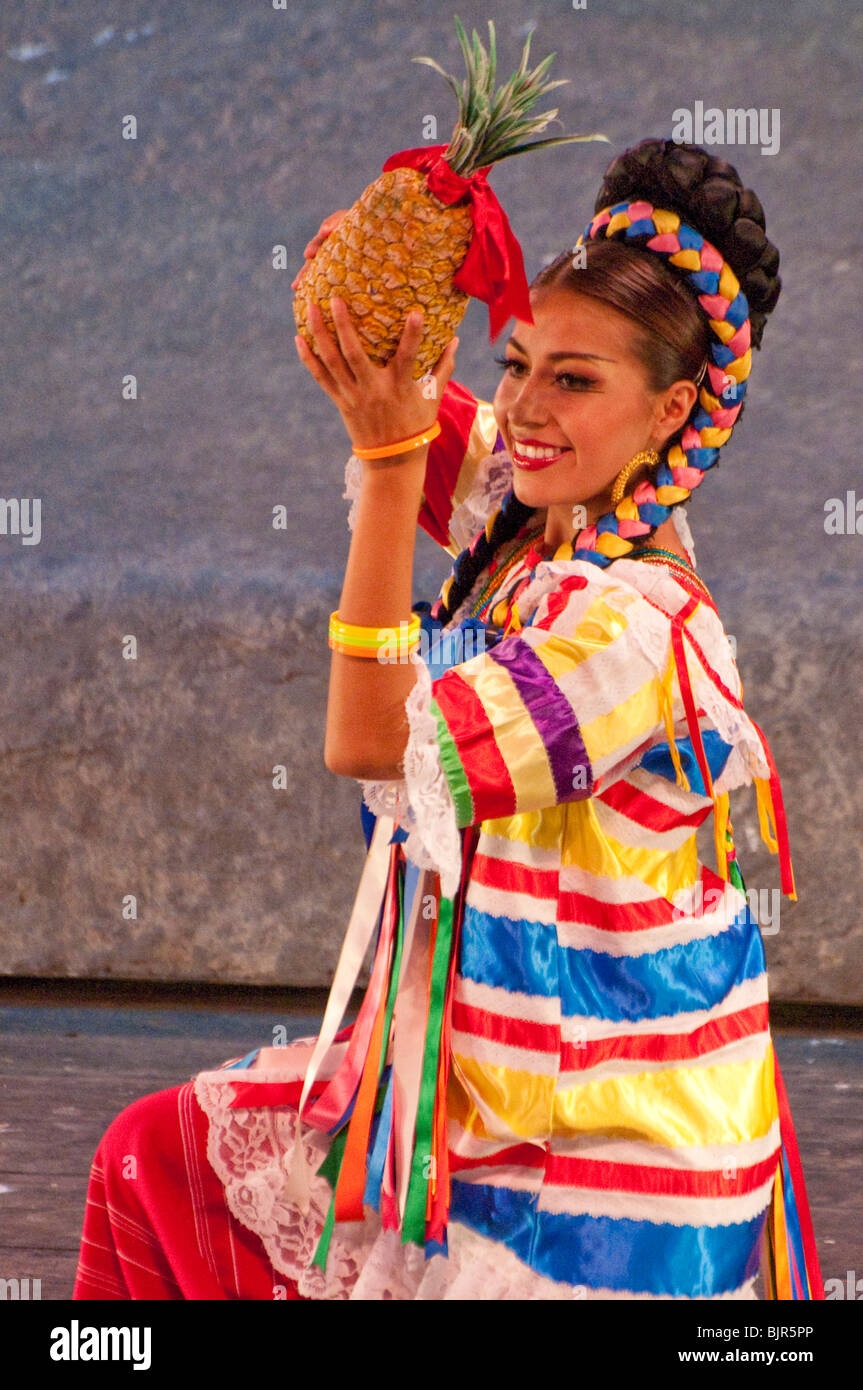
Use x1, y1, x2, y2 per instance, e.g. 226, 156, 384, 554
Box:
412, 16, 609, 177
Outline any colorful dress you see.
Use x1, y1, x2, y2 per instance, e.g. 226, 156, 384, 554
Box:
73, 381, 821, 1302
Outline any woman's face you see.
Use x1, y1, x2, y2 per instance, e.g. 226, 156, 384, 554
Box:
492, 287, 697, 524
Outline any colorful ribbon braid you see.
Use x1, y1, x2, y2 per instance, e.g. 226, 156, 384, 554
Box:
430, 486, 535, 624
568, 198, 752, 567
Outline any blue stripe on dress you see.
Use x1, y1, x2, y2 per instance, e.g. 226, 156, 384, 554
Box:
638, 729, 733, 797
450, 1181, 765, 1296
459, 904, 766, 1021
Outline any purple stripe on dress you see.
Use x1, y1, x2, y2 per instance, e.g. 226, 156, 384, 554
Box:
488, 638, 594, 803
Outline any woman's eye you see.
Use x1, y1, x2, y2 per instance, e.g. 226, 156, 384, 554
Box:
555, 373, 594, 389
493, 357, 595, 389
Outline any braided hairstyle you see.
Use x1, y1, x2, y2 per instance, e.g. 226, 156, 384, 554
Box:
431, 137, 781, 619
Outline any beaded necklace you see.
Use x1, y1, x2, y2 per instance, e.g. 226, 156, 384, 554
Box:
629, 544, 715, 605
469, 523, 546, 622
465, 529, 713, 640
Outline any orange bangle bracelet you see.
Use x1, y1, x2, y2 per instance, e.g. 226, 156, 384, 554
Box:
351, 420, 441, 460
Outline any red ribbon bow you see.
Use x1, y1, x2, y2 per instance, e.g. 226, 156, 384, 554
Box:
380, 144, 534, 341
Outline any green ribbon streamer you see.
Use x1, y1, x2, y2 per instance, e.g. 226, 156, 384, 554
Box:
378, 861, 406, 1074
310, 848, 405, 1272
401, 886, 457, 1247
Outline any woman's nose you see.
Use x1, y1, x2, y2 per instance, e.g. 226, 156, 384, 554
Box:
509, 375, 549, 426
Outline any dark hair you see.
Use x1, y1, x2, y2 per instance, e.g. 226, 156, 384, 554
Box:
431, 138, 781, 627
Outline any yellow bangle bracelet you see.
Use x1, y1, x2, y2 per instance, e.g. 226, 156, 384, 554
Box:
328, 634, 421, 659
329, 610, 421, 645
351, 421, 441, 460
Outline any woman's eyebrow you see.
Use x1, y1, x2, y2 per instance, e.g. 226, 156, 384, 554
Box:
506, 334, 615, 363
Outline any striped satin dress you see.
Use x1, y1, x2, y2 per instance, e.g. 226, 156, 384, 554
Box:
187, 380, 808, 1300
420, 551, 780, 1299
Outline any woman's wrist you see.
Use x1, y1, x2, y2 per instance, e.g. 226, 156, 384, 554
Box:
358, 444, 429, 485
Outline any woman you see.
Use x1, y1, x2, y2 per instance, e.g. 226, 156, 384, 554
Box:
73, 138, 822, 1301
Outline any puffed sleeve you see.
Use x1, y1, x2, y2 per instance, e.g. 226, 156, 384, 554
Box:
342, 380, 502, 557
384, 563, 771, 897
415, 380, 503, 557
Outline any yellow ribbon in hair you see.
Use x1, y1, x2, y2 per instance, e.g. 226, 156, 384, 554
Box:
669, 248, 702, 272
595, 531, 633, 559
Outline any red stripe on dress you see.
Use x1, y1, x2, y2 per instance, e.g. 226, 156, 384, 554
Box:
558, 888, 679, 932
560, 1002, 769, 1071
416, 379, 482, 548
597, 777, 712, 832
470, 851, 558, 900
431, 669, 517, 820
449, 1142, 547, 1175
558, 862, 735, 933
531, 574, 590, 631
226, 1076, 330, 1109
452, 999, 560, 1053
544, 1151, 778, 1196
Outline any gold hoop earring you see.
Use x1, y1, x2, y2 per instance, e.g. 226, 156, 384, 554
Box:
610, 448, 660, 507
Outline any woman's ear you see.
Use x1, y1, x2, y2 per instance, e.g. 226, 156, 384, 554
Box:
651, 379, 699, 449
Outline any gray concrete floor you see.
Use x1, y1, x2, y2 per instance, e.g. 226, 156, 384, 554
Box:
0, 985, 859, 1300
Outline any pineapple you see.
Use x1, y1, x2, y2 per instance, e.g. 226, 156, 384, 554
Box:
293, 17, 607, 378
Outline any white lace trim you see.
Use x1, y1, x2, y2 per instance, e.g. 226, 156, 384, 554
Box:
344, 444, 514, 553
193, 1065, 761, 1300
673, 506, 697, 567
194, 1068, 380, 1300
447, 446, 513, 553
343, 453, 363, 531
359, 648, 462, 899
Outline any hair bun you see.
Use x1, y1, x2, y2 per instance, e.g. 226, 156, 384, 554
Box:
594, 137, 781, 350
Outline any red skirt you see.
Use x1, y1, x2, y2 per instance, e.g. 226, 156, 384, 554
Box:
73, 1081, 306, 1301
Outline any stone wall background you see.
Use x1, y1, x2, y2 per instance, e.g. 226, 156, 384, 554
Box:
1, 0, 861, 1000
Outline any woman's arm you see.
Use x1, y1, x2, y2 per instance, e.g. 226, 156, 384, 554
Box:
295, 295, 458, 780
325, 453, 427, 779
294, 212, 496, 561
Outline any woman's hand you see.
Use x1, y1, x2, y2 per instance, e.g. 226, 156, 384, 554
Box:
291, 210, 350, 290
294, 296, 459, 456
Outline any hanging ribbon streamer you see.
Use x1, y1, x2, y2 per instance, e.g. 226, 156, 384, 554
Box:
380, 144, 533, 340
643, 587, 796, 900
763, 1053, 824, 1299
332, 848, 403, 1222
401, 889, 456, 1244
281, 814, 396, 1212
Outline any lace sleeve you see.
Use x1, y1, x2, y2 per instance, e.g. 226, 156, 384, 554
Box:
358, 648, 462, 900
343, 453, 363, 532
447, 447, 513, 553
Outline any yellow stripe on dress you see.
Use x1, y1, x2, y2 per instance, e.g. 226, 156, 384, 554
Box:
449, 1045, 779, 1148
449, 1053, 556, 1141
559, 798, 698, 895
579, 674, 666, 779
553, 1044, 779, 1146
444, 400, 503, 557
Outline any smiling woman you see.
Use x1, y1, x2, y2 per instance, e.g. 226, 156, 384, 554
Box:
490, 289, 701, 553
72, 138, 822, 1303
